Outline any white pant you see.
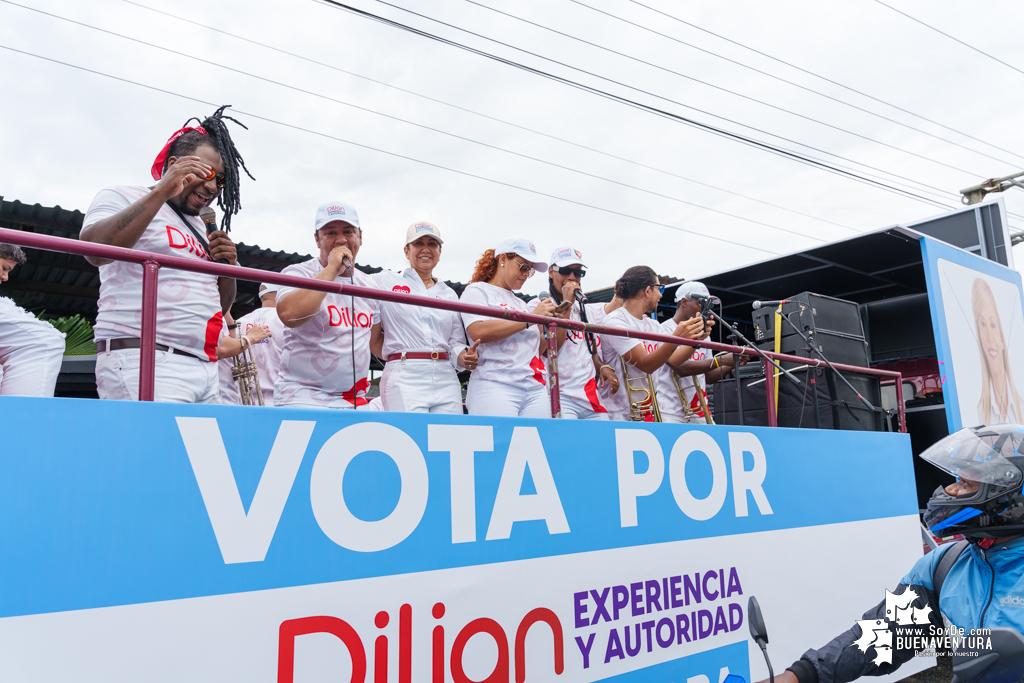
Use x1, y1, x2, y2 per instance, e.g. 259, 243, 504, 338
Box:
381, 358, 463, 414
663, 412, 714, 425
0, 300, 65, 397
466, 377, 550, 418
96, 347, 219, 403
559, 395, 609, 420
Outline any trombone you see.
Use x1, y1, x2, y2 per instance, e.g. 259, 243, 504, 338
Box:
671, 372, 713, 425
231, 336, 265, 406
621, 357, 662, 422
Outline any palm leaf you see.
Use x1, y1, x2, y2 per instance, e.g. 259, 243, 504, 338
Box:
45, 314, 97, 356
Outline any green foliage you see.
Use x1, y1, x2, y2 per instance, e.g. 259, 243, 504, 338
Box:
46, 315, 97, 356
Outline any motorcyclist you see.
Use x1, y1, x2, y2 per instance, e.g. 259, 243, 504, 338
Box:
762, 424, 1024, 683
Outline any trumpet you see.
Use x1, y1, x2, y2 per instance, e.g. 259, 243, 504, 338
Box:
671, 373, 713, 425
621, 357, 662, 422
231, 336, 265, 406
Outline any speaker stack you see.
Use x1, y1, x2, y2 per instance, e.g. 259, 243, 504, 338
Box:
740, 292, 885, 431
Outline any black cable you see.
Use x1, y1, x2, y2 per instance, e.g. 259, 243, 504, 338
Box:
0, 43, 781, 255
566, 0, 1024, 169
2, 0, 826, 244
461, 0, 992, 179
624, 0, 1024, 165
311, 0, 962, 210
874, 0, 1024, 80
121, 0, 857, 233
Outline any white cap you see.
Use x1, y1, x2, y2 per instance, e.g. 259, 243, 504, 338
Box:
674, 280, 710, 303
495, 236, 547, 272
314, 201, 360, 232
259, 282, 280, 297
549, 246, 587, 270
405, 221, 443, 245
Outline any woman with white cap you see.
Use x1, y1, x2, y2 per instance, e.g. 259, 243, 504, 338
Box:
369, 221, 480, 413
537, 245, 620, 420
460, 237, 562, 417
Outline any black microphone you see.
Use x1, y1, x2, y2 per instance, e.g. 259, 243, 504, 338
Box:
752, 299, 786, 310
342, 256, 353, 272
199, 208, 229, 264
574, 288, 587, 303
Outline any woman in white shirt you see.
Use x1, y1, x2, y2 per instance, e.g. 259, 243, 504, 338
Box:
460, 236, 562, 418
370, 221, 480, 413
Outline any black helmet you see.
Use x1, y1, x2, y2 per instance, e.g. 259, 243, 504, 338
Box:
922, 424, 1024, 540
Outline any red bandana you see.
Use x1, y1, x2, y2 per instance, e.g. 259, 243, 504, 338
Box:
151, 125, 208, 181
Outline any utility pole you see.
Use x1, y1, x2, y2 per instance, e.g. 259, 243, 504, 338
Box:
960, 173, 1024, 245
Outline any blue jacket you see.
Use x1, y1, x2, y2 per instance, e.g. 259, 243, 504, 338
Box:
790, 536, 1024, 683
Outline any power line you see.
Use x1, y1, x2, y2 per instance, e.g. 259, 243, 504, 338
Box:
624, 0, 1024, 166
121, 0, 856, 233
0, 43, 785, 255
563, 0, 1024, 169
873, 0, 1024, 79
312, 0, 960, 210
0, 0, 834, 243
459, 0, 993, 179
334, 0, 967, 201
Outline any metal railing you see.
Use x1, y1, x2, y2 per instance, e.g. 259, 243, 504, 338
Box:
0, 227, 907, 431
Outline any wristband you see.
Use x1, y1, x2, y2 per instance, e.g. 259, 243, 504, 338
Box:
227, 323, 239, 330
713, 356, 720, 369
600, 364, 614, 372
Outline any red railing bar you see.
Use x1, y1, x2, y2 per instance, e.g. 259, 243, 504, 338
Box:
139, 260, 160, 402
546, 322, 561, 419
0, 227, 907, 431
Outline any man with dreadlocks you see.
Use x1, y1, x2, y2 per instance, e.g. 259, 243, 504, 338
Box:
80, 106, 253, 402
531, 246, 619, 420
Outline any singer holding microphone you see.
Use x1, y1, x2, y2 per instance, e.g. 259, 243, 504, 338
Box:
460, 237, 562, 417
535, 246, 618, 420
80, 106, 250, 402
369, 221, 479, 413
274, 201, 379, 409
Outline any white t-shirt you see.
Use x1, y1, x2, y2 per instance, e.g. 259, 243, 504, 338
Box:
587, 302, 628, 416
527, 297, 606, 412
236, 306, 286, 405
371, 269, 468, 370
83, 186, 224, 361
460, 282, 546, 391
274, 258, 380, 408
660, 318, 710, 419
604, 308, 680, 418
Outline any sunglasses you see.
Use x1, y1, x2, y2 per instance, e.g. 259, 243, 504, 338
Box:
511, 257, 536, 277
202, 170, 227, 189
649, 284, 666, 295
556, 266, 586, 278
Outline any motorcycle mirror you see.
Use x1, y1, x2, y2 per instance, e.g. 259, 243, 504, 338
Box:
748, 596, 769, 645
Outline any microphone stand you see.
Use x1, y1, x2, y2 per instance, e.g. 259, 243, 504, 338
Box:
776, 306, 877, 414
708, 311, 802, 386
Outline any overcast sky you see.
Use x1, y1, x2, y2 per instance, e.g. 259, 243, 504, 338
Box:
3, 0, 1024, 294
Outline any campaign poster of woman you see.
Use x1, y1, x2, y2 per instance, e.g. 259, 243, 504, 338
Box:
937, 258, 1024, 428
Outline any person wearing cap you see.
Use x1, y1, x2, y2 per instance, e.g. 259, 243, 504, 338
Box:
274, 201, 380, 409
368, 221, 479, 414
535, 246, 619, 420
234, 283, 286, 405
460, 237, 564, 417
602, 266, 706, 421
660, 281, 744, 424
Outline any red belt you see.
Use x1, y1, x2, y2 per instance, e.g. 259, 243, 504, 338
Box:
386, 351, 449, 361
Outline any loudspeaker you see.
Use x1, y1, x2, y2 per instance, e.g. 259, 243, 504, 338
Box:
712, 365, 770, 426
753, 292, 869, 368
772, 365, 885, 431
